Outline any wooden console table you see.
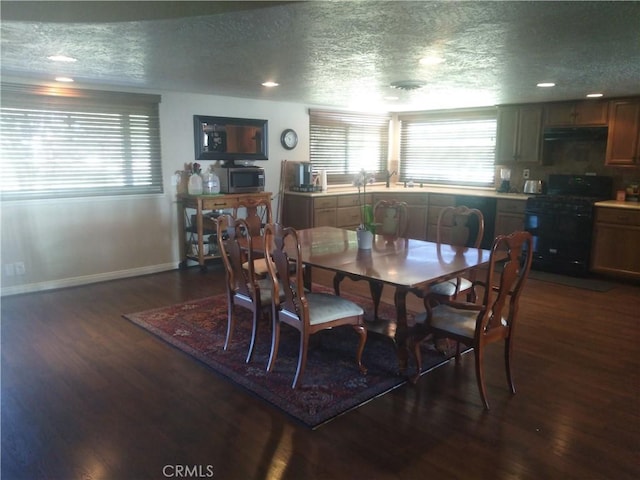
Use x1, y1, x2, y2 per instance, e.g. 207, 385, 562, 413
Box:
177, 192, 272, 270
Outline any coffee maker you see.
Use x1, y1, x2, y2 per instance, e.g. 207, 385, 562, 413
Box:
497, 168, 511, 193
295, 162, 313, 187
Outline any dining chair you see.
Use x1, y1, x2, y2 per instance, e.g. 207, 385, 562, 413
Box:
409, 230, 533, 410
264, 223, 368, 388
429, 205, 485, 302
233, 197, 273, 277
333, 199, 408, 321
217, 214, 276, 363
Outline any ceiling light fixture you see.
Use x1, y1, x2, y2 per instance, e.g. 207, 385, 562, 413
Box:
390, 80, 425, 91
261, 81, 279, 87
586, 93, 604, 98
55, 76, 74, 83
419, 55, 444, 66
537, 82, 556, 88
48, 55, 77, 63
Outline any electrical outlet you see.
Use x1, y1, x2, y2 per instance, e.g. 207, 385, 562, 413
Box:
523, 169, 530, 179
15, 262, 25, 275
4, 264, 15, 277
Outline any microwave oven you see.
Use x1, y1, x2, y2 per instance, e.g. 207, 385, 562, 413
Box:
213, 166, 265, 193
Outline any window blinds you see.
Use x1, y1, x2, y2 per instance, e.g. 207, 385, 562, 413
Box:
309, 109, 390, 184
1, 83, 163, 200
398, 109, 497, 187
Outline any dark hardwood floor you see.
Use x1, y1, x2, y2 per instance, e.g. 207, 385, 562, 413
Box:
2, 264, 639, 479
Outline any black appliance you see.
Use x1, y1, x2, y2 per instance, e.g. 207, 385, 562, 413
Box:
524, 174, 613, 276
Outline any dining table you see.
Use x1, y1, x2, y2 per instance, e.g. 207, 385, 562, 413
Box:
290, 226, 494, 369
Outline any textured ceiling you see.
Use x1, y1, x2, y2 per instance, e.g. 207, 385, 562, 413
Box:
2, 1, 640, 111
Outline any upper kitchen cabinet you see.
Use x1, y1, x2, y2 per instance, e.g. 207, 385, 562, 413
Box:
496, 105, 543, 164
605, 98, 640, 166
544, 100, 608, 126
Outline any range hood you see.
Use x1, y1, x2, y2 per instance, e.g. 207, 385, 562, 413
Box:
543, 126, 608, 142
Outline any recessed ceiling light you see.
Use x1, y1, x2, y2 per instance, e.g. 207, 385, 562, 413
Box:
419, 55, 444, 66
48, 55, 77, 63
537, 82, 556, 88
55, 77, 74, 83
261, 81, 279, 87
586, 93, 604, 98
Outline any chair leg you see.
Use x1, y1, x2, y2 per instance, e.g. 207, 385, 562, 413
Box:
246, 308, 259, 363
333, 272, 344, 296
474, 346, 490, 410
292, 331, 310, 388
410, 337, 423, 384
353, 324, 368, 375
368, 280, 384, 321
505, 337, 516, 395
224, 293, 234, 350
267, 318, 281, 373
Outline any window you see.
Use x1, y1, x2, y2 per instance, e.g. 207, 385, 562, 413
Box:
309, 109, 390, 184
399, 108, 497, 187
1, 83, 162, 200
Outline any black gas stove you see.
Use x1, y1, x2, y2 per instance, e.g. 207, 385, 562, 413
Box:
524, 174, 613, 276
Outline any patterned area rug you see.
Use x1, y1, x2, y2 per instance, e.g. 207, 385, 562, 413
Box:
123, 287, 454, 429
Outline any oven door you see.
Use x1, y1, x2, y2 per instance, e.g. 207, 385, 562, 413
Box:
524, 210, 594, 275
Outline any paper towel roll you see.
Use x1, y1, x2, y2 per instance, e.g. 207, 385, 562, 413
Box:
320, 170, 328, 192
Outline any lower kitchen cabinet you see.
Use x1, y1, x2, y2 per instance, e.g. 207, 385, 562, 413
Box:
591, 206, 640, 279
426, 194, 456, 242
495, 198, 526, 236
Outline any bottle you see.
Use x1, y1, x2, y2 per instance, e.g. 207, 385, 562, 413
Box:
209, 170, 220, 194
188, 172, 203, 195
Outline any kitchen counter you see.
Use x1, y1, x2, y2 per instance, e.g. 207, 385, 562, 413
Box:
594, 200, 640, 210
285, 184, 531, 201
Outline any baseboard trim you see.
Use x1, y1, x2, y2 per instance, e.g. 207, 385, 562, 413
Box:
1, 263, 178, 297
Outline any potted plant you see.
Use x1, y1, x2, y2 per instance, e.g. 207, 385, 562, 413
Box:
353, 169, 376, 249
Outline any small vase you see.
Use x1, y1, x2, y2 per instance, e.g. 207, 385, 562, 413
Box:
357, 229, 373, 250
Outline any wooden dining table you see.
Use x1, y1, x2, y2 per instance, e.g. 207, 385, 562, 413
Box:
290, 226, 494, 368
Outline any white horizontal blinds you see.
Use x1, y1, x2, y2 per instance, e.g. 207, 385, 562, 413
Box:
309, 109, 390, 184
399, 108, 497, 187
1, 84, 162, 200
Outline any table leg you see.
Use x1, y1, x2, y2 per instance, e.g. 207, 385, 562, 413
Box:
393, 286, 410, 373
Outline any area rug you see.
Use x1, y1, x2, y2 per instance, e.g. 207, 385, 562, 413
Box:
528, 270, 616, 292
122, 286, 454, 429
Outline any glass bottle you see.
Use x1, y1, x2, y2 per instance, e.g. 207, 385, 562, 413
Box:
188, 172, 203, 195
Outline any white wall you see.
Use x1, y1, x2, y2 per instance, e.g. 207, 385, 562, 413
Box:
0, 89, 311, 296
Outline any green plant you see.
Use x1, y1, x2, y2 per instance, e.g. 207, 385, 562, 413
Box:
353, 169, 376, 233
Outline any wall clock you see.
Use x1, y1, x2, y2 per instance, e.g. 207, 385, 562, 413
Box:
280, 128, 298, 150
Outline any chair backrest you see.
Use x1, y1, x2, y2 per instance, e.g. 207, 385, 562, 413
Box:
217, 214, 258, 301
264, 223, 307, 326
437, 205, 484, 248
477, 230, 533, 337
233, 197, 273, 237
373, 199, 409, 237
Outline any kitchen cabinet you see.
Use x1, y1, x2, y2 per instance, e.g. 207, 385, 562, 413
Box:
178, 192, 272, 270
282, 192, 372, 230
494, 198, 526, 236
605, 99, 640, 166
544, 100, 608, 126
591, 206, 640, 279
373, 192, 428, 240
496, 105, 543, 164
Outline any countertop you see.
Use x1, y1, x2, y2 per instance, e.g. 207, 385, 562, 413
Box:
594, 200, 640, 210
285, 184, 531, 201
